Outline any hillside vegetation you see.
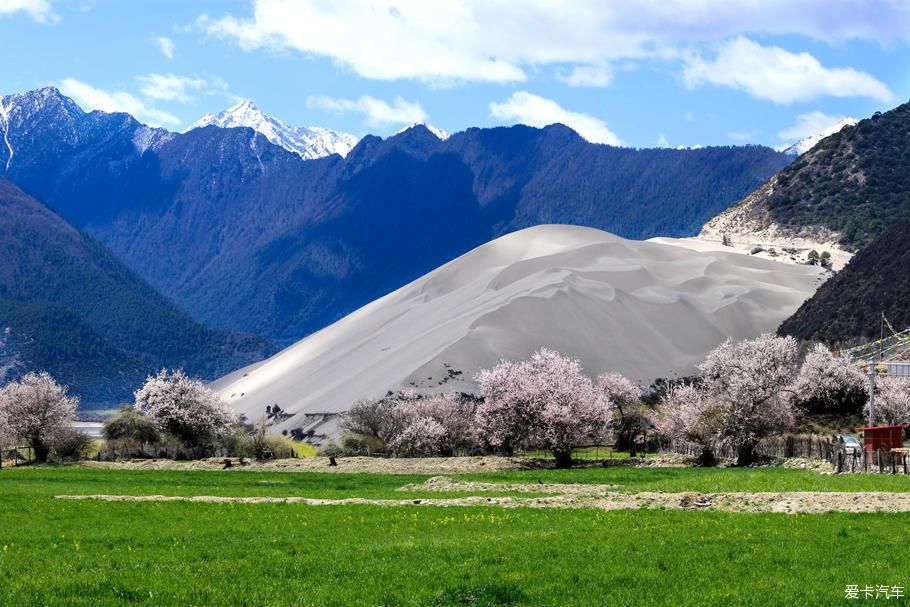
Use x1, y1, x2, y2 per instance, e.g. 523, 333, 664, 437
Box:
0, 180, 271, 405
714, 101, 910, 251
779, 215, 910, 342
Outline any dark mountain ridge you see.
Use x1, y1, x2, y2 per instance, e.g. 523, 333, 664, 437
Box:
779, 215, 910, 344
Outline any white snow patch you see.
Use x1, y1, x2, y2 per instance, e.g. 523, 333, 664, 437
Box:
781, 118, 858, 156
0, 99, 14, 171
190, 100, 359, 160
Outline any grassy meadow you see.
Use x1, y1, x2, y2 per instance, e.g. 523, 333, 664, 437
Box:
1, 466, 909, 606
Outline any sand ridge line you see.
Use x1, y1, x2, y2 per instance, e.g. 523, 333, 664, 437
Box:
54, 489, 910, 514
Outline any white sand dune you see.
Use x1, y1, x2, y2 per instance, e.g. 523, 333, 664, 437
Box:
212, 225, 826, 436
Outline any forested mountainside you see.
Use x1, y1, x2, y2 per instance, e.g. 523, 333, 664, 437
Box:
702, 101, 910, 250
0, 180, 271, 405
779, 215, 910, 344
0, 86, 790, 342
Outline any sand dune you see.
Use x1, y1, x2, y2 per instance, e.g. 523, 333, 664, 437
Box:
212, 225, 825, 435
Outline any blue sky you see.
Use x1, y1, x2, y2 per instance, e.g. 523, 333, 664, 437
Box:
1, 0, 909, 149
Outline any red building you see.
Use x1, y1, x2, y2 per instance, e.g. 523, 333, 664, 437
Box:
862, 425, 906, 453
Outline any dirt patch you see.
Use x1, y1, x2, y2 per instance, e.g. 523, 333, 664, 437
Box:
77, 456, 534, 474
398, 476, 618, 495
55, 476, 910, 513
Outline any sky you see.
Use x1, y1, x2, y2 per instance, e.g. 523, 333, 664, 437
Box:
1, 0, 909, 150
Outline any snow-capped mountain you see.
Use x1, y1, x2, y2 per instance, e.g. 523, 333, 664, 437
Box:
190, 100, 359, 160
0, 86, 173, 170
782, 117, 858, 156
395, 122, 450, 140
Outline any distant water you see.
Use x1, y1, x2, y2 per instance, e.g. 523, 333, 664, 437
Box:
72, 422, 104, 438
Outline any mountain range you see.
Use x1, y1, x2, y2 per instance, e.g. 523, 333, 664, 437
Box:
0, 86, 792, 345
0, 179, 270, 405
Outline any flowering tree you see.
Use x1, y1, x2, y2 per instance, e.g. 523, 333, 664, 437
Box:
596, 372, 644, 454
656, 335, 799, 466
343, 391, 475, 455
389, 415, 448, 455
794, 344, 866, 412
655, 383, 721, 465
134, 369, 236, 450
0, 372, 78, 462
697, 334, 799, 465
476, 349, 607, 467
870, 377, 910, 426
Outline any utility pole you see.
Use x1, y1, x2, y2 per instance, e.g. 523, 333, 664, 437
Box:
867, 363, 876, 427
868, 312, 887, 427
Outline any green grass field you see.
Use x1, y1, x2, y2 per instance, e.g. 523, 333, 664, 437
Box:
1, 466, 909, 606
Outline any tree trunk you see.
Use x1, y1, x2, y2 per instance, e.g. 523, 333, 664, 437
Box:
33, 443, 50, 464
553, 450, 573, 469
735, 443, 758, 467
695, 447, 716, 467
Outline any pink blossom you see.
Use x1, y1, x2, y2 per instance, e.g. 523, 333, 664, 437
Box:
657, 334, 799, 465
0, 372, 78, 462
794, 344, 866, 408
475, 348, 607, 466
134, 369, 236, 447
869, 376, 910, 426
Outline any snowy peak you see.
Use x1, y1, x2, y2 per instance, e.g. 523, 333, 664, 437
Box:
190, 100, 359, 160
395, 122, 450, 140
783, 118, 858, 156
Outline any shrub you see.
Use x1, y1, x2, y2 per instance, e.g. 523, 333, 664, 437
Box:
103, 406, 162, 444
49, 427, 93, 461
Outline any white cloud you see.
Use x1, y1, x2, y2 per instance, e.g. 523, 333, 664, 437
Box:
307, 94, 427, 128
558, 65, 614, 88
777, 111, 852, 141
683, 37, 893, 104
489, 91, 622, 146
155, 36, 175, 59
656, 133, 670, 147
137, 73, 227, 103
0, 0, 55, 22
58, 78, 181, 127
202, 1, 908, 85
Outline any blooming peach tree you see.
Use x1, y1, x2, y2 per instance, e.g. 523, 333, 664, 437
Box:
0, 372, 78, 462
794, 343, 866, 412
134, 369, 236, 450
657, 335, 799, 465
475, 348, 608, 467
869, 376, 910, 426
342, 391, 476, 455
595, 372, 644, 454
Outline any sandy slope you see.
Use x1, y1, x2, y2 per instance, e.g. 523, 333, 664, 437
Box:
212, 225, 825, 435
